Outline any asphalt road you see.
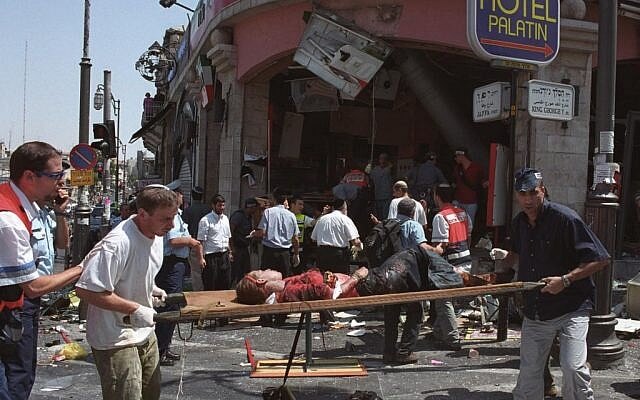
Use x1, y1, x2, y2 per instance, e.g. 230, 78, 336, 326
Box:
29, 307, 640, 400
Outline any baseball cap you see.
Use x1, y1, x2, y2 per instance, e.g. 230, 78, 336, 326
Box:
454, 147, 468, 156
244, 198, 258, 208
514, 168, 543, 192
166, 179, 182, 192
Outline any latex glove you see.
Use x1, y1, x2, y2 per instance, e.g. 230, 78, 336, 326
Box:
130, 305, 156, 328
292, 254, 301, 268
490, 248, 509, 260
350, 242, 363, 259
151, 286, 167, 308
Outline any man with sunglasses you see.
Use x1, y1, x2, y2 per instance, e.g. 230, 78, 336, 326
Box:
490, 168, 608, 400
0, 142, 83, 400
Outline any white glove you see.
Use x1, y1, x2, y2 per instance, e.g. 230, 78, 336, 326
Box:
490, 248, 509, 260
130, 305, 156, 328
292, 254, 301, 268
151, 286, 167, 308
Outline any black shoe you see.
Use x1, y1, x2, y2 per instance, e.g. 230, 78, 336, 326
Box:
165, 349, 181, 361
438, 341, 462, 351
159, 354, 175, 366
382, 353, 396, 364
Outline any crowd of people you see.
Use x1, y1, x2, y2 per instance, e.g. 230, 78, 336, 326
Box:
0, 143, 609, 400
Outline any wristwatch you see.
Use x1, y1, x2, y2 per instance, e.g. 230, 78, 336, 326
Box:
561, 275, 571, 288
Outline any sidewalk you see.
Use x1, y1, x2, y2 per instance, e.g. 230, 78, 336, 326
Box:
30, 307, 640, 399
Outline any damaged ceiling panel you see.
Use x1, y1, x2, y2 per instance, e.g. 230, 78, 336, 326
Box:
293, 10, 393, 99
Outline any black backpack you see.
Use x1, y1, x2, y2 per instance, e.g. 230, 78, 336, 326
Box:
364, 218, 404, 268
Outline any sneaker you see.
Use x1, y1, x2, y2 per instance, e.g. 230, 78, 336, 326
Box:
159, 353, 175, 367
165, 349, 181, 361
393, 353, 418, 365
544, 384, 559, 397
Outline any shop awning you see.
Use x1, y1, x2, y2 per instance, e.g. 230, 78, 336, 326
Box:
129, 102, 175, 144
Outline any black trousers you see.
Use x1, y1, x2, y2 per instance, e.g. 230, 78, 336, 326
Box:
261, 246, 292, 277
155, 255, 187, 353
202, 251, 231, 291
231, 246, 250, 287
316, 246, 350, 274
384, 302, 423, 357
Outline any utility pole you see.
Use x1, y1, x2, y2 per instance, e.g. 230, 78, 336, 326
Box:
586, 0, 625, 368
102, 70, 112, 226
73, 0, 92, 266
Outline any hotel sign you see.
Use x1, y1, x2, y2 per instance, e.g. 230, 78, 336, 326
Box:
467, 0, 560, 65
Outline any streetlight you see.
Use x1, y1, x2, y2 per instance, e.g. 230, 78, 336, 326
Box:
94, 83, 121, 204
159, 0, 194, 12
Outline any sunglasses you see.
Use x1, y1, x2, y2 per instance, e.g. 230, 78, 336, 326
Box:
35, 170, 66, 180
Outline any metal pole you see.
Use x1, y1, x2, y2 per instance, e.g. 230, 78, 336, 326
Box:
102, 70, 112, 227
73, 0, 92, 266
587, 0, 624, 368
114, 100, 120, 205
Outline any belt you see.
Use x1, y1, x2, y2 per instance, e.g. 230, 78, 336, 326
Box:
206, 250, 228, 256
446, 250, 471, 260
166, 254, 188, 262
319, 245, 348, 249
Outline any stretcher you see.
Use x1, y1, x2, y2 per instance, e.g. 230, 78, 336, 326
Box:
154, 281, 543, 378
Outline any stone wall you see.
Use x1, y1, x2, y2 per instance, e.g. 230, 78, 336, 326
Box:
514, 19, 598, 216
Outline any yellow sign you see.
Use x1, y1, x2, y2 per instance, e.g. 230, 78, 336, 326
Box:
70, 169, 94, 186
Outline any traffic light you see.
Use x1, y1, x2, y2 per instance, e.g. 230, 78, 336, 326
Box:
92, 120, 117, 158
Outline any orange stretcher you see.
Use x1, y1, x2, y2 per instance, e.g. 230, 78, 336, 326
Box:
154, 282, 543, 378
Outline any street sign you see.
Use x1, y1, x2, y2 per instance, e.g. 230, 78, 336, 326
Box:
70, 169, 94, 186
69, 143, 98, 170
527, 79, 575, 121
473, 82, 510, 122
467, 0, 560, 65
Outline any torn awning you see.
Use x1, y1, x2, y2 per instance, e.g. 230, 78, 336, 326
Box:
129, 102, 175, 144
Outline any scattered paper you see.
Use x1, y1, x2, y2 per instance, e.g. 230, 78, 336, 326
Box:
346, 329, 367, 337
615, 318, 640, 334
335, 310, 360, 319
40, 376, 73, 392
350, 319, 365, 328
429, 359, 444, 365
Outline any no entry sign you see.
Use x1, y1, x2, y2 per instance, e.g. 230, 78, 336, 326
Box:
69, 143, 98, 170
467, 0, 560, 65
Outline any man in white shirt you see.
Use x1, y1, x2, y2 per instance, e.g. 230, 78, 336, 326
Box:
386, 181, 427, 228
76, 185, 179, 400
197, 194, 233, 291
311, 198, 362, 274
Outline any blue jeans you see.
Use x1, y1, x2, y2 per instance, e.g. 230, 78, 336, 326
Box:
513, 309, 593, 400
433, 298, 459, 344
4, 298, 39, 400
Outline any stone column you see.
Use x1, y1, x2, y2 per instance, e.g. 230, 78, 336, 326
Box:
513, 19, 598, 216
207, 29, 268, 211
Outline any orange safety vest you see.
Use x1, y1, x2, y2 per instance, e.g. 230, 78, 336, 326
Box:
438, 204, 471, 266
0, 183, 32, 311
342, 170, 367, 188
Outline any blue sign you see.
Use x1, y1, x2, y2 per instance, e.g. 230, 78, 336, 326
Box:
467, 0, 560, 65
69, 144, 98, 170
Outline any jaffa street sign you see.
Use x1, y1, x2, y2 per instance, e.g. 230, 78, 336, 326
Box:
467, 0, 560, 65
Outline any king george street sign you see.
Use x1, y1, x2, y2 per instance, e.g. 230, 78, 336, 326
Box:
467, 0, 560, 65
527, 79, 575, 121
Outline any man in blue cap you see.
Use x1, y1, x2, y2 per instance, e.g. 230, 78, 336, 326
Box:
490, 168, 609, 400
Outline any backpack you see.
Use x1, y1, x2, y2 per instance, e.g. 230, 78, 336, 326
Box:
364, 218, 404, 268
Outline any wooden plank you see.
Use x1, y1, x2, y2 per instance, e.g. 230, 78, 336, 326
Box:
155, 282, 544, 323
251, 359, 368, 378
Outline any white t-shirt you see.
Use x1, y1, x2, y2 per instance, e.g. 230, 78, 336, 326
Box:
311, 210, 359, 248
76, 218, 164, 350
197, 211, 231, 254
387, 197, 427, 226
